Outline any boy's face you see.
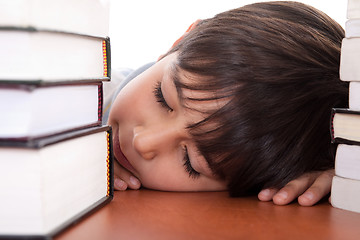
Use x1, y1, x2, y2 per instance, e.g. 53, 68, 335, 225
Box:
108, 53, 227, 191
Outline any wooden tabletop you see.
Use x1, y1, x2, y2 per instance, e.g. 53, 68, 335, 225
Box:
56, 190, 360, 240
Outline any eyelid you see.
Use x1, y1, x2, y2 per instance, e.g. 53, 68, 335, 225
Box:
183, 146, 200, 179
154, 81, 173, 112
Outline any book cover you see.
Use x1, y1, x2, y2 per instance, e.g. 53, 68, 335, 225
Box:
0, 0, 109, 37
331, 108, 360, 145
345, 19, 360, 38
0, 81, 104, 140
331, 175, 360, 213
349, 82, 360, 110
335, 144, 360, 181
340, 38, 360, 82
0, 29, 111, 82
347, 0, 360, 19
0, 125, 114, 239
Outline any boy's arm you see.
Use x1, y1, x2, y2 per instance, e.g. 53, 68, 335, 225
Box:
258, 169, 334, 206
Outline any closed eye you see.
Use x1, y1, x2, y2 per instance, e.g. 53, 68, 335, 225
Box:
183, 146, 200, 179
153, 82, 173, 112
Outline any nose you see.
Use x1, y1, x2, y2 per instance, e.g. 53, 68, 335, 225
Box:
133, 125, 182, 160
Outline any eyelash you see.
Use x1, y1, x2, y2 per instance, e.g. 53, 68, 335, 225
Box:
154, 82, 173, 112
183, 146, 200, 179
154, 82, 198, 178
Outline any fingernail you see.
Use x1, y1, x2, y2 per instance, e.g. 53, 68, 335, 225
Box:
115, 178, 127, 190
276, 191, 288, 200
129, 176, 140, 186
260, 189, 271, 197
302, 191, 314, 201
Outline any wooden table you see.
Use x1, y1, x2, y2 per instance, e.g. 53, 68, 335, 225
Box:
56, 190, 360, 240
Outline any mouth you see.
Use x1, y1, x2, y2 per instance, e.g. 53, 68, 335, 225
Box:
113, 131, 136, 172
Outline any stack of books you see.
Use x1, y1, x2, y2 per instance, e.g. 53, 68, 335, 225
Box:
0, 0, 113, 238
331, 0, 360, 213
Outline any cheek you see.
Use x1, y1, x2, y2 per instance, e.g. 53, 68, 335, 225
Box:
109, 82, 150, 124
108, 94, 131, 126
138, 162, 227, 192
138, 165, 198, 191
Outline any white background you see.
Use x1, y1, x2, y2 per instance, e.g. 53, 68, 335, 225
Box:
109, 0, 348, 69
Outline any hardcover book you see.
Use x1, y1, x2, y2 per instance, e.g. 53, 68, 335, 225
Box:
345, 19, 360, 38
0, 29, 110, 82
349, 82, 360, 110
331, 175, 360, 214
340, 38, 360, 82
0, 81, 103, 140
347, 0, 360, 19
0, 125, 114, 239
0, 0, 109, 37
331, 108, 360, 145
335, 144, 360, 181
331, 0, 360, 216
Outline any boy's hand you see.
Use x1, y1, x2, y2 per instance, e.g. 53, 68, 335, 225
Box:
258, 169, 334, 206
113, 158, 141, 190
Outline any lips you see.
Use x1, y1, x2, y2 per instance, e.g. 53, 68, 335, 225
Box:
113, 131, 136, 172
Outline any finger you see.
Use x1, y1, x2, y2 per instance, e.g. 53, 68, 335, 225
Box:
298, 170, 334, 206
113, 159, 141, 190
114, 175, 128, 191
127, 175, 141, 190
258, 188, 279, 202
113, 160, 128, 190
272, 173, 319, 205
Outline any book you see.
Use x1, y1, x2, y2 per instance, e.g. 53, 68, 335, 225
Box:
335, 144, 360, 180
349, 82, 360, 110
0, 81, 103, 140
340, 38, 360, 82
347, 0, 360, 19
331, 175, 360, 213
345, 19, 360, 38
331, 0, 360, 216
0, 0, 109, 37
0, 29, 110, 82
0, 125, 114, 238
331, 108, 360, 144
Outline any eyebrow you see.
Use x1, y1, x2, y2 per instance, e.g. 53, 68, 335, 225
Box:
168, 64, 206, 112
168, 64, 219, 178
168, 64, 185, 106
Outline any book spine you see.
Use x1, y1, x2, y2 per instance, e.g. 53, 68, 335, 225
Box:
104, 37, 111, 79
106, 127, 114, 198
330, 108, 335, 143
98, 83, 103, 122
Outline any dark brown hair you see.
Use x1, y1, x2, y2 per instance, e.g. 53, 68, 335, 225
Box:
168, 1, 348, 196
